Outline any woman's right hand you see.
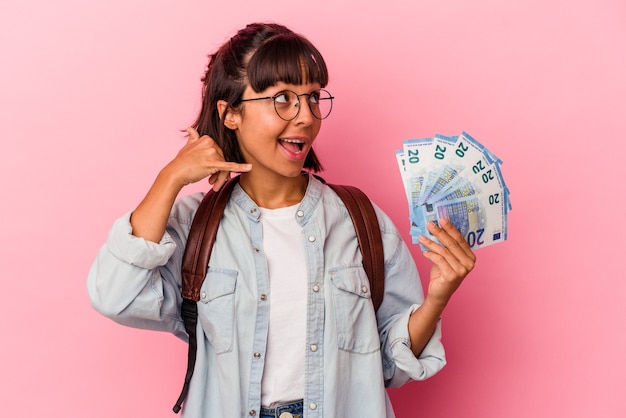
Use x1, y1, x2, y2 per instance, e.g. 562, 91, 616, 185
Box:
130, 128, 251, 242
163, 127, 252, 192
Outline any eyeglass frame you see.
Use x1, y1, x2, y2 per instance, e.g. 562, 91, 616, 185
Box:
236, 88, 334, 121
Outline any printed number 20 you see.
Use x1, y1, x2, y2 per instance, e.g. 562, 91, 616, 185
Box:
466, 228, 485, 248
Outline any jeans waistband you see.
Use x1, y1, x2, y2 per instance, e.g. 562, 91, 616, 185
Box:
260, 399, 304, 418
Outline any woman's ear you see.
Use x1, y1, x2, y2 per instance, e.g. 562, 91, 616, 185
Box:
217, 100, 238, 130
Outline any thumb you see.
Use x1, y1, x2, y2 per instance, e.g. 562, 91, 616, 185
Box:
186, 127, 200, 141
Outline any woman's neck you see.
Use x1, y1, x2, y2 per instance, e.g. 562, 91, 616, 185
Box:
238, 172, 308, 209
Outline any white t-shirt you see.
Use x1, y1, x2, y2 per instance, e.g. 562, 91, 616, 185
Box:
259, 204, 307, 407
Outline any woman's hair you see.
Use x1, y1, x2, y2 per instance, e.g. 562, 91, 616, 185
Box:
193, 23, 328, 171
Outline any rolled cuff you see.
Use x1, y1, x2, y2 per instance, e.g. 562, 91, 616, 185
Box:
106, 211, 177, 269
386, 305, 446, 386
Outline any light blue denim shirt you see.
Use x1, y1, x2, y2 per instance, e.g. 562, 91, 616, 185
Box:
87, 174, 446, 417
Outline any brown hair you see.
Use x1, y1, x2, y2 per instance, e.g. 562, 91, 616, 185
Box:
192, 23, 328, 171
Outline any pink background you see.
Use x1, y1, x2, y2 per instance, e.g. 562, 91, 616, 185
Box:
1, 0, 625, 417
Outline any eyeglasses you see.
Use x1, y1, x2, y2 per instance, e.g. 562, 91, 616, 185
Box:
238, 89, 334, 121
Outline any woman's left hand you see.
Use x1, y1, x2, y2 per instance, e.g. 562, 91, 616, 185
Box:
418, 218, 477, 307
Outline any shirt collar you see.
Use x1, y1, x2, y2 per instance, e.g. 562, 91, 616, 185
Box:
230, 173, 323, 225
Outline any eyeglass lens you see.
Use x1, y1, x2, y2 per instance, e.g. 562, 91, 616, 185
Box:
274, 90, 333, 121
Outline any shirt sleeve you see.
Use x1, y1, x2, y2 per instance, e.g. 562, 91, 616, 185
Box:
373, 208, 447, 387
384, 306, 446, 387
105, 211, 178, 269
87, 195, 203, 340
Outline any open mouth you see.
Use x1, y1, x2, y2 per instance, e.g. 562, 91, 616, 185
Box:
279, 138, 305, 154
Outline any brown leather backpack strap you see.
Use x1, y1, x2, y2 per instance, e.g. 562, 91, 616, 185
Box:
327, 184, 385, 311
181, 176, 240, 301
174, 176, 239, 413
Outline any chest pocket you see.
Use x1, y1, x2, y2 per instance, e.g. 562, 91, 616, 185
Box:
330, 266, 380, 354
197, 269, 238, 354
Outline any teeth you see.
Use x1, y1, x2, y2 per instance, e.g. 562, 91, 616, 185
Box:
280, 138, 305, 153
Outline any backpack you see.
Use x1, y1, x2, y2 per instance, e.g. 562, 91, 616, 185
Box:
173, 175, 385, 413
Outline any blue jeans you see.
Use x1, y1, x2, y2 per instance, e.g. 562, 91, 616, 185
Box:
260, 399, 304, 418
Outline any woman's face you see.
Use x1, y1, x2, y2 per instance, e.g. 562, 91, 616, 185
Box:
229, 81, 323, 180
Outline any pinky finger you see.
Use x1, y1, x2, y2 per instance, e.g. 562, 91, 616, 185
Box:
209, 171, 230, 192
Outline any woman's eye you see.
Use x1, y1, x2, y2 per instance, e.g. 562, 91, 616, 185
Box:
274, 92, 291, 104
309, 91, 320, 104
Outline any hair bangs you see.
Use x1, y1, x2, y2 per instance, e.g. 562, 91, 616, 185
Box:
247, 34, 328, 92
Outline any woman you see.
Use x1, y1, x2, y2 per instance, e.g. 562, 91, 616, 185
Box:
87, 22, 476, 417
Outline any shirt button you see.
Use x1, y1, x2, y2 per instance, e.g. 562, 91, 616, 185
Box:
249, 410, 256, 416
250, 208, 257, 214
309, 402, 317, 410
201, 291, 207, 299
362, 286, 368, 293
312, 285, 320, 292
260, 294, 267, 301
279, 413, 294, 418
310, 344, 318, 352
296, 210, 304, 217
308, 235, 316, 242
254, 352, 261, 359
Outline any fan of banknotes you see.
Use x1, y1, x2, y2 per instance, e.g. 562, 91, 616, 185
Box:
395, 132, 511, 250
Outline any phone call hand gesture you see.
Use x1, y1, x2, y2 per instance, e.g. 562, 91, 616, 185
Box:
130, 128, 251, 242
165, 127, 252, 192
